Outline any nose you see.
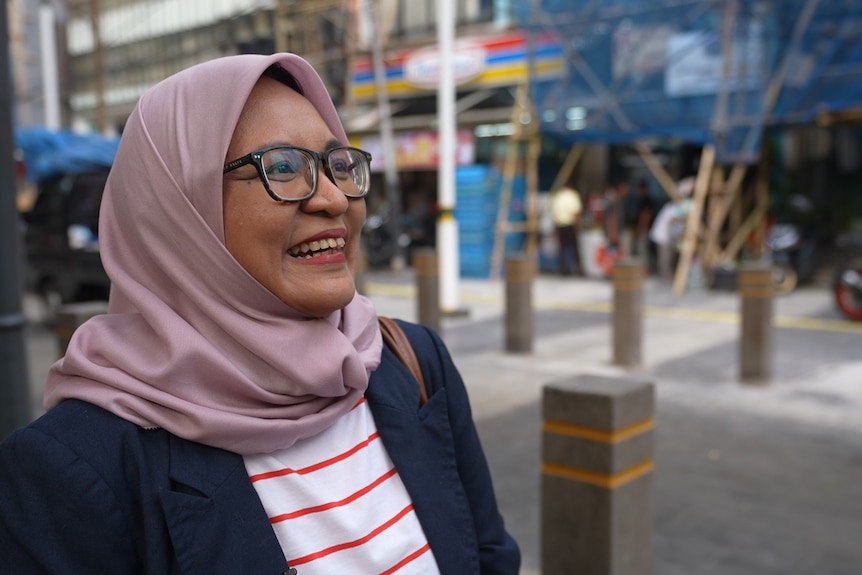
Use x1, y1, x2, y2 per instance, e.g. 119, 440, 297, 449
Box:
301, 165, 349, 215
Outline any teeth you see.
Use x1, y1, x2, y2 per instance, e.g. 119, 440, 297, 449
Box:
288, 237, 347, 257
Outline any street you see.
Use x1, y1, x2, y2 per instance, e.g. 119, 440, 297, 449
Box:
366, 271, 862, 575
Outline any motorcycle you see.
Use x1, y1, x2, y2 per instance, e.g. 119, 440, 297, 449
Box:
764, 195, 818, 295
832, 233, 862, 321
362, 202, 413, 269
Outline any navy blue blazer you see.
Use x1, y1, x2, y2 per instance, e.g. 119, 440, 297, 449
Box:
0, 321, 520, 574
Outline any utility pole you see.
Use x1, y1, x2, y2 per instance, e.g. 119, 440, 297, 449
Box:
437, 0, 461, 312
90, 0, 106, 132
0, 0, 33, 438
367, 0, 405, 271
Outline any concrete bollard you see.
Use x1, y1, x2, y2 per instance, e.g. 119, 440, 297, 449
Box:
55, 301, 109, 357
354, 244, 369, 295
542, 374, 655, 575
505, 253, 533, 353
738, 263, 773, 383
413, 248, 440, 333
612, 258, 645, 368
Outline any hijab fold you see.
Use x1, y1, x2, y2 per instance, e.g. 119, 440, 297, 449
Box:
44, 54, 382, 455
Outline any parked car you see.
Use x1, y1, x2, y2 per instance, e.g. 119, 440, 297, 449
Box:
21, 170, 111, 318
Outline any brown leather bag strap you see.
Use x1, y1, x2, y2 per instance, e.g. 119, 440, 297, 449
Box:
378, 316, 429, 406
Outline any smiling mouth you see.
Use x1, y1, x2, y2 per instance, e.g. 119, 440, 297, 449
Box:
288, 237, 347, 259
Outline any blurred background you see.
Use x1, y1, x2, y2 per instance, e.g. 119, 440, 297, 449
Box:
8, 0, 862, 308
5, 3, 862, 573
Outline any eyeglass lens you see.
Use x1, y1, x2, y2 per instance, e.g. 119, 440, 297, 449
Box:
260, 147, 369, 200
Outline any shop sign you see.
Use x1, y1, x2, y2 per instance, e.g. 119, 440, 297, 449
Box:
403, 41, 486, 88
355, 129, 475, 171
350, 31, 564, 102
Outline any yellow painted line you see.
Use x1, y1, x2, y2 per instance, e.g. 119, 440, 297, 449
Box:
366, 282, 416, 298
363, 282, 862, 334
543, 459, 654, 489
544, 417, 654, 444
773, 315, 862, 333
643, 306, 738, 324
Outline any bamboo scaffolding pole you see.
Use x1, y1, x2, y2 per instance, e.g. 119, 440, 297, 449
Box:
672, 144, 715, 295
701, 163, 747, 267
634, 142, 682, 203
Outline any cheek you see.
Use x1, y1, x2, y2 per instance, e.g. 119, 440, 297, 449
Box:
223, 186, 286, 264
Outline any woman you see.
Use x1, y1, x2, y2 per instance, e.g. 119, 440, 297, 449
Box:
0, 53, 519, 574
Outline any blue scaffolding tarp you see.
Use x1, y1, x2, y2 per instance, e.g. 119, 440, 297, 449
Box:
15, 126, 119, 182
518, 0, 862, 164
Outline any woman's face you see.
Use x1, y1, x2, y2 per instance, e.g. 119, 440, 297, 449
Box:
223, 76, 366, 317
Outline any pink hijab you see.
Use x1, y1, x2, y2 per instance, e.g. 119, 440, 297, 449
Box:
43, 54, 383, 455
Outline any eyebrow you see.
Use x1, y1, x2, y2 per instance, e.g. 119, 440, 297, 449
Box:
250, 138, 343, 152
324, 139, 342, 151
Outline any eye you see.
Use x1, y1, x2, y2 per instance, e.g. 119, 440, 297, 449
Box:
328, 151, 356, 181
262, 148, 307, 182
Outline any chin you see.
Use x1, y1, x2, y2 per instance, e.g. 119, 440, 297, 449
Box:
288, 284, 357, 318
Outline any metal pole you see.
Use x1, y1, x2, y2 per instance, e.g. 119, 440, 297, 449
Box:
0, 2, 33, 438
39, 3, 61, 130
89, 0, 106, 132
368, 0, 405, 271
437, 0, 461, 312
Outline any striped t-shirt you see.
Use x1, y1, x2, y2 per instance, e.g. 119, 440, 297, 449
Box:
244, 397, 441, 574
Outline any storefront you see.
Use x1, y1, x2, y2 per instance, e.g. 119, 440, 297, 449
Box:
345, 29, 564, 270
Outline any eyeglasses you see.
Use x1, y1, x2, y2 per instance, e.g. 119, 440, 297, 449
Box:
223, 145, 373, 202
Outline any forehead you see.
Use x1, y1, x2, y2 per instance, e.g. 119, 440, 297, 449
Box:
229, 77, 335, 154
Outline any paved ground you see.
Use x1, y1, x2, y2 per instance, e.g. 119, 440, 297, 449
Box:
21, 270, 862, 574
363, 270, 862, 575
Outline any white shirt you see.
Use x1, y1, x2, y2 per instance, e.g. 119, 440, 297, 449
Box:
244, 398, 441, 574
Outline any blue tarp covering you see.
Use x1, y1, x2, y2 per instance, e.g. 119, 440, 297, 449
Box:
15, 126, 119, 182
517, 0, 862, 164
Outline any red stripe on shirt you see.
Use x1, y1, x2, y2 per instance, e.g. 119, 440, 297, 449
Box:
380, 542, 432, 575
249, 431, 380, 482
287, 503, 415, 566
270, 467, 398, 524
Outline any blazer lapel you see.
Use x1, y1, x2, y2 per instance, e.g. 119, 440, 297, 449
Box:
366, 348, 480, 575
157, 435, 288, 574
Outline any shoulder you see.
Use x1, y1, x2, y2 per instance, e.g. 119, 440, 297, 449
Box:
9, 399, 141, 456
372, 319, 459, 405
0, 399, 193, 493
388, 319, 452, 385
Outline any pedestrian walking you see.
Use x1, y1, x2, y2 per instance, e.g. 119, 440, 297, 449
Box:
550, 180, 584, 276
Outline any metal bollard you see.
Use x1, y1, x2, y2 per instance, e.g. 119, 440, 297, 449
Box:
505, 253, 533, 353
738, 263, 773, 383
413, 248, 440, 333
612, 258, 644, 368
55, 301, 109, 357
542, 374, 655, 575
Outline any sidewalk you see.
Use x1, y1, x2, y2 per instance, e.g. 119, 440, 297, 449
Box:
362, 269, 862, 575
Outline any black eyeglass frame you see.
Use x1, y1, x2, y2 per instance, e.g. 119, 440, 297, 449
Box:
223, 145, 373, 203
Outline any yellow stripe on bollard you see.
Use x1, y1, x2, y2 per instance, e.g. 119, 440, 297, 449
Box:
739, 285, 773, 298
543, 417, 654, 444
543, 459, 654, 489
738, 269, 773, 298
